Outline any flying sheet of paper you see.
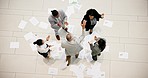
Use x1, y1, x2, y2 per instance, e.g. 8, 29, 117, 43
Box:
24, 32, 36, 41
65, 6, 75, 18
119, 52, 128, 59
18, 20, 27, 29
29, 17, 39, 26
103, 20, 113, 27
70, 64, 85, 78
60, 61, 68, 70
38, 22, 48, 29
74, 4, 82, 10
69, 0, 78, 4
48, 68, 58, 75
78, 49, 86, 59
10, 42, 19, 48
100, 72, 105, 78
48, 8, 57, 14
67, 25, 74, 33
85, 53, 93, 62
29, 43, 37, 51
104, 46, 109, 52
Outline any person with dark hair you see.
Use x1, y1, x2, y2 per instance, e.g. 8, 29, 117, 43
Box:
81, 9, 104, 34
48, 10, 68, 40
61, 25, 85, 66
33, 35, 52, 58
88, 36, 106, 61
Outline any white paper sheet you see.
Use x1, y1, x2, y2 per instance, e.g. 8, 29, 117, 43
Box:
10, 42, 19, 48
69, 0, 78, 4
24, 32, 37, 41
18, 20, 27, 29
67, 25, 74, 33
119, 52, 128, 59
74, 4, 82, 10
70, 64, 85, 78
38, 22, 48, 29
103, 20, 113, 27
65, 6, 75, 18
29, 43, 37, 51
48, 68, 58, 75
85, 53, 93, 62
29, 17, 39, 26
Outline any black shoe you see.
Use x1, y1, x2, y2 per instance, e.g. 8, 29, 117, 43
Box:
98, 53, 101, 56
89, 31, 92, 34
56, 35, 60, 40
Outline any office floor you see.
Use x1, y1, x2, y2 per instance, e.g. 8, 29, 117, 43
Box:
0, 0, 148, 78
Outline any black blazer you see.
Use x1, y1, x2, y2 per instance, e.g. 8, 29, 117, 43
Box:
81, 9, 102, 26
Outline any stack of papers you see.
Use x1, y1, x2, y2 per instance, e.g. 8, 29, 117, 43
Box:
29, 17, 39, 26
103, 20, 113, 28
10, 42, 19, 48
119, 52, 128, 59
18, 20, 28, 29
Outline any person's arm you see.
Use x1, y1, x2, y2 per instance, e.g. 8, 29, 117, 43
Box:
94, 36, 100, 42
88, 42, 94, 50
77, 28, 85, 43
61, 10, 68, 28
48, 17, 60, 29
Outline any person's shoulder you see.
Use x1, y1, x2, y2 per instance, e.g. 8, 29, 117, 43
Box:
48, 15, 54, 20
58, 9, 65, 13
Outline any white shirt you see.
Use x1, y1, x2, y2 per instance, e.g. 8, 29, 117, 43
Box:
36, 40, 50, 53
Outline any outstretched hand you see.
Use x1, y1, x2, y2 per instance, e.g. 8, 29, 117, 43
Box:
46, 35, 50, 41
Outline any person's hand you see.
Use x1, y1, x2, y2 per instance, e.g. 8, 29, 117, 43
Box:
101, 13, 104, 19
48, 45, 53, 47
81, 20, 86, 29
88, 42, 91, 44
57, 23, 61, 27
46, 35, 50, 41
64, 22, 68, 26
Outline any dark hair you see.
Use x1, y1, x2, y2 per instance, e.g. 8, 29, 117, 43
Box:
33, 39, 43, 46
86, 9, 95, 16
98, 38, 106, 52
51, 10, 58, 17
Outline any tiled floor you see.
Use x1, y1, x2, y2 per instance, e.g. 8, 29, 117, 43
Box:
0, 0, 148, 78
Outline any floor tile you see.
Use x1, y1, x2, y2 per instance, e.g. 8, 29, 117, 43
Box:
0, 37, 16, 54
129, 22, 148, 38
0, 54, 36, 73
110, 61, 148, 78
0, 0, 9, 8
112, 0, 147, 16
0, 72, 15, 78
9, 0, 43, 10
125, 44, 148, 62
0, 14, 23, 31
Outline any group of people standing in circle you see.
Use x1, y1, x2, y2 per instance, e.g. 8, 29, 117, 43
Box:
33, 9, 106, 66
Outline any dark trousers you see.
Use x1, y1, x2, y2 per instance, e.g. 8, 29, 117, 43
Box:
85, 24, 96, 31
38, 49, 50, 58
92, 55, 97, 61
